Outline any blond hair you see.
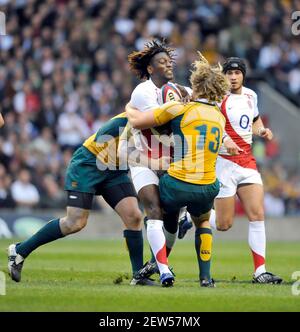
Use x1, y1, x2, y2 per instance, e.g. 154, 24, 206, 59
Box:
190, 52, 230, 103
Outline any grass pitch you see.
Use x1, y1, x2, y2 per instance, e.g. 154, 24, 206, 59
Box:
0, 239, 299, 312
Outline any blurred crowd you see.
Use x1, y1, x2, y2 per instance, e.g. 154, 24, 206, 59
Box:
0, 0, 300, 215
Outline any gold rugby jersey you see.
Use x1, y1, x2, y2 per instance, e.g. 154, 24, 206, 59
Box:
154, 101, 225, 184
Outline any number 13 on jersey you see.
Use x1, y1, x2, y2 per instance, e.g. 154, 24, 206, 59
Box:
196, 124, 221, 153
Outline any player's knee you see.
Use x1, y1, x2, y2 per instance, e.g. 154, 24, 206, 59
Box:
68, 218, 87, 233
73, 217, 87, 232
145, 203, 162, 219
128, 209, 143, 225
248, 208, 265, 221
62, 214, 88, 234
123, 208, 143, 229
216, 221, 233, 231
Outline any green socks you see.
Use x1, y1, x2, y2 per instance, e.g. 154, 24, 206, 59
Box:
16, 218, 64, 258
123, 229, 143, 275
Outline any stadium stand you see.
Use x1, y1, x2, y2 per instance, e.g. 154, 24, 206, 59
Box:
0, 0, 299, 215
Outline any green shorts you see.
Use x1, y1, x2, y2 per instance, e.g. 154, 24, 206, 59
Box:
159, 173, 220, 217
64, 146, 133, 195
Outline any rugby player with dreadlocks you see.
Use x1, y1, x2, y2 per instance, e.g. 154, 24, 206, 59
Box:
124, 40, 191, 286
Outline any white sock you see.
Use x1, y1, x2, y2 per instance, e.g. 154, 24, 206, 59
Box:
147, 219, 170, 275
163, 227, 176, 256
186, 211, 192, 224
209, 209, 216, 230
248, 221, 266, 277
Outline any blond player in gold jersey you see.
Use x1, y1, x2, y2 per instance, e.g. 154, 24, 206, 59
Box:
126, 53, 230, 287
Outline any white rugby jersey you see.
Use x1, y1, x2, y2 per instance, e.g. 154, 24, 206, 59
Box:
130, 79, 183, 110
129, 79, 184, 158
219, 86, 259, 169
130, 79, 162, 111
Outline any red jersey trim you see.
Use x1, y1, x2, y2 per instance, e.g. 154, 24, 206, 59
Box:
220, 96, 257, 170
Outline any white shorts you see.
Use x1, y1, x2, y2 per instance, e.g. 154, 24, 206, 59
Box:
129, 166, 159, 194
216, 156, 263, 198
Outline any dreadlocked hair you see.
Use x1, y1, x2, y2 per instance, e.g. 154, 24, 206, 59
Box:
190, 52, 230, 103
128, 39, 175, 79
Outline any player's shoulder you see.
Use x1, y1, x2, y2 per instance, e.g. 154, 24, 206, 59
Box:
242, 86, 257, 99
220, 93, 231, 109
131, 80, 156, 96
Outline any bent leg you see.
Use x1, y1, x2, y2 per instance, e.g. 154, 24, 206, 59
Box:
139, 184, 163, 220
163, 211, 179, 257
103, 182, 144, 276
237, 184, 264, 221
116, 198, 144, 275
60, 207, 90, 235
139, 184, 170, 276
114, 196, 143, 231
16, 206, 90, 259
214, 196, 236, 231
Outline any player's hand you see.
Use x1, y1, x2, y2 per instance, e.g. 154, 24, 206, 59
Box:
259, 128, 273, 140
175, 84, 188, 97
224, 138, 243, 155
174, 84, 193, 104
180, 95, 192, 105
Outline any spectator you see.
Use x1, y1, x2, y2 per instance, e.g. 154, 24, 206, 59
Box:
0, 164, 15, 208
11, 169, 40, 209
264, 189, 285, 217
147, 11, 174, 38
39, 175, 66, 209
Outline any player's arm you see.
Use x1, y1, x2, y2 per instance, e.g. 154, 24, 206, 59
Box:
252, 116, 273, 140
223, 134, 243, 155
251, 91, 273, 140
174, 84, 192, 98
118, 122, 133, 167
129, 150, 170, 170
126, 103, 156, 129
118, 122, 170, 170
0, 113, 4, 128
126, 101, 183, 129
118, 122, 154, 166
